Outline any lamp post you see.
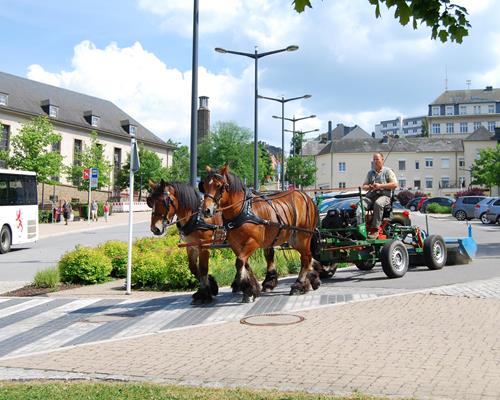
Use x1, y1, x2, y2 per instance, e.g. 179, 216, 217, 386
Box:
273, 114, 316, 156
215, 45, 299, 189
284, 128, 319, 156
259, 94, 311, 190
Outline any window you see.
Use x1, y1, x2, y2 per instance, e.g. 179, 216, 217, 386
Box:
0, 125, 9, 168
73, 139, 82, 165
338, 182, 346, 189
113, 148, 122, 186
488, 104, 495, 114
414, 180, 421, 189
432, 123, 441, 134
458, 158, 465, 167
0, 93, 7, 106
473, 121, 482, 131
473, 105, 481, 114
338, 162, 346, 172
459, 176, 466, 188
460, 122, 468, 133
425, 177, 433, 189
425, 158, 433, 168
446, 123, 454, 133
91, 115, 100, 127
459, 105, 467, 115
446, 106, 454, 115
415, 161, 420, 170
432, 106, 440, 116
51, 140, 61, 182
398, 178, 406, 188
129, 125, 137, 135
488, 121, 496, 132
0, 174, 37, 206
49, 105, 59, 118
440, 177, 450, 188
441, 158, 450, 169
398, 160, 406, 171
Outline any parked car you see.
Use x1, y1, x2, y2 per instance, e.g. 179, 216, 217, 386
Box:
406, 197, 426, 211
416, 196, 429, 211
420, 197, 455, 213
473, 197, 498, 224
484, 198, 500, 224
451, 196, 487, 220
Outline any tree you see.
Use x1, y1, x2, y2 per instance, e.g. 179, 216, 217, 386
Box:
286, 156, 317, 188
290, 132, 306, 157
117, 144, 169, 194
258, 142, 273, 183
66, 131, 112, 191
471, 144, 500, 190
421, 118, 429, 137
167, 142, 190, 182
0, 116, 63, 184
293, 0, 470, 43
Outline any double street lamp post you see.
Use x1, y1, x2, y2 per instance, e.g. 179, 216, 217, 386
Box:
215, 45, 298, 189
284, 128, 320, 156
273, 114, 317, 156
259, 94, 311, 190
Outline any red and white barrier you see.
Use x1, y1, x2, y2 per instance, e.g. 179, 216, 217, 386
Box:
112, 201, 150, 213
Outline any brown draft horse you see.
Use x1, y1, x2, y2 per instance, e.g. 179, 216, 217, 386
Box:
200, 165, 321, 303
147, 179, 221, 305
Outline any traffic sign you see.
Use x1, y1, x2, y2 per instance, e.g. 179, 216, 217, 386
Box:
90, 168, 99, 188
83, 168, 90, 180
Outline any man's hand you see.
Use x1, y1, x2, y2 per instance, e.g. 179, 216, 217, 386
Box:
372, 183, 382, 190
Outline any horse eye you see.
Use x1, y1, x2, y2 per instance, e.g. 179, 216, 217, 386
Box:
198, 181, 205, 193
146, 197, 153, 208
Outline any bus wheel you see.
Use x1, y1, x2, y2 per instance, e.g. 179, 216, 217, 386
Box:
0, 226, 11, 254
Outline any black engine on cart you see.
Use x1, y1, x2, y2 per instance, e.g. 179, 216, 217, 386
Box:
321, 208, 355, 229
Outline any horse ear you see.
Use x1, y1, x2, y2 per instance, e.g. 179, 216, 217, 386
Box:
160, 178, 166, 188
220, 164, 230, 176
198, 181, 205, 193
148, 179, 156, 190
205, 165, 212, 173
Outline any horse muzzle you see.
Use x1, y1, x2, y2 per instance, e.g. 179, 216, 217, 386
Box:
151, 226, 164, 236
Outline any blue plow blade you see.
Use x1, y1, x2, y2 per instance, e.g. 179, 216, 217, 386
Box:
444, 224, 477, 261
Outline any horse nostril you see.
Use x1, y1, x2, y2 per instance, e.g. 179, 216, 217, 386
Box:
204, 208, 211, 217
151, 227, 162, 236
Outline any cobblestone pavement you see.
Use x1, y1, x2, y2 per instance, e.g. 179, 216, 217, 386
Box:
0, 276, 499, 400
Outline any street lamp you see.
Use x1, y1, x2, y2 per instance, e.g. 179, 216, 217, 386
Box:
273, 114, 317, 156
284, 128, 319, 156
259, 94, 311, 190
215, 45, 299, 189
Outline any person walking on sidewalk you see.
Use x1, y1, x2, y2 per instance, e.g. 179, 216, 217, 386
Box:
62, 200, 72, 225
362, 152, 397, 238
103, 201, 110, 222
91, 200, 98, 222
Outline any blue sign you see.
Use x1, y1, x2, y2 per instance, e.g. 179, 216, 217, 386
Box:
90, 168, 99, 188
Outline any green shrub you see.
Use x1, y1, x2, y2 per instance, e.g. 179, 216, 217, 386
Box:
164, 250, 198, 290
99, 241, 128, 278
58, 246, 112, 284
33, 267, 60, 289
131, 251, 169, 290
38, 210, 52, 223
426, 203, 451, 214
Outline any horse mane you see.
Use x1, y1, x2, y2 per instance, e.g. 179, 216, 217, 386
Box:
207, 170, 245, 193
153, 181, 200, 212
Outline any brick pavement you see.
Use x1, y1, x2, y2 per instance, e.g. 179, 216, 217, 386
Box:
0, 291, 499, 400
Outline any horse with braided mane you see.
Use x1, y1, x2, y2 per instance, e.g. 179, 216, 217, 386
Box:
147, 179, 221, 304
200, 165, 321, 303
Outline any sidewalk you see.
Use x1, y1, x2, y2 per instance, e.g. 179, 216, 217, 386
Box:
39, 211, 151, 239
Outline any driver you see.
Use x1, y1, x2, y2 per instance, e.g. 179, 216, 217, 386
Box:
362, 152, 397, 238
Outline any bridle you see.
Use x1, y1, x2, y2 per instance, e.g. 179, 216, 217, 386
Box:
148, 190, 177, 229
201, 174, 228, 210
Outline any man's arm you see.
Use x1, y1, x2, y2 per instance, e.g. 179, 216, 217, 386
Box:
371, 169, 398, 191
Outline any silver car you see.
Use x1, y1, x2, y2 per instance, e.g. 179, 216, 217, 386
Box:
485, 198, 500, 224
473, 197, 498, 224
451, 196, 486, 220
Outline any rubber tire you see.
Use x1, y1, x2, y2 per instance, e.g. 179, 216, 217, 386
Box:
423, 235, 447, 270
380, 240, 409, 278
454, 210, 466, 221
0, 225, 11, 254
480, 213, 492, 224
354, 260, 376, 271
409, 205, 416, 211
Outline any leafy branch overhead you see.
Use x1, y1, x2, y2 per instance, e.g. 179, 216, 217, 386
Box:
293, 0, 470, 43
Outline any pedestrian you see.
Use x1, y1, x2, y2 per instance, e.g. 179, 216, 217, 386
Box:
62, 200, 72, 226
103, 201, 110, 222
91, 200, 98, 222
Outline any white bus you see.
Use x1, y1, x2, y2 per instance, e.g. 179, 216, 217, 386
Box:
0, 169, 38, 253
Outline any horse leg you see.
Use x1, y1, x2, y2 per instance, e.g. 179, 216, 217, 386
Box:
187, 247, 213, 305
234, 241, 261, 303
290, 243, 321, 296
199, 247, 218, 297
262, 247, 278, 292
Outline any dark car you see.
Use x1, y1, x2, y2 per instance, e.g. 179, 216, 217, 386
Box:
420, 197, 455, 213
406, 197, 426, 211
451, 196, 487, 220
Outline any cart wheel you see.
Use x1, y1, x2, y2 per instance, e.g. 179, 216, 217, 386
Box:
380, 240, 408, 278
0, 225, 11, 254
354, 260, 376, 271
423, 235, 447, 270
319, 264, 337, 279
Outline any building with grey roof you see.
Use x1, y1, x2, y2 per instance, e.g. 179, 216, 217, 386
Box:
0, 71, 174, 202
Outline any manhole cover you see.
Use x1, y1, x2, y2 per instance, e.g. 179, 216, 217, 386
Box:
240, 313, 305, 327
81, 312, 135, 324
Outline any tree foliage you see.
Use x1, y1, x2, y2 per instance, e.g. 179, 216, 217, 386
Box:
470, 144, 500, 189
198, 121, 269, 187
167, 142, 190, 182
286, 156, 317, 187
293, 0, 470, 43
0, 116, 63, 184
117, 144, 169, 192
66, 131, 112, 191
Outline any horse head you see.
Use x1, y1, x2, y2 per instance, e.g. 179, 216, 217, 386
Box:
146, 179, 177, 235
200, 165, 230, 218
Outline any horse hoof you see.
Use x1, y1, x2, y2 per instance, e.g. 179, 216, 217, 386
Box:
208, 275, 219, 296
289, 285, 306, 296
241, 295, 251, 303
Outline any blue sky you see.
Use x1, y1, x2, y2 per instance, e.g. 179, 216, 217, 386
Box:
1, 0, 499, 150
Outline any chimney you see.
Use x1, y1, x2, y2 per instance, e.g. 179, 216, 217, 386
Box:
485, 86, 493, 91
327, 121, 332, 141
197, 96, 210, 145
